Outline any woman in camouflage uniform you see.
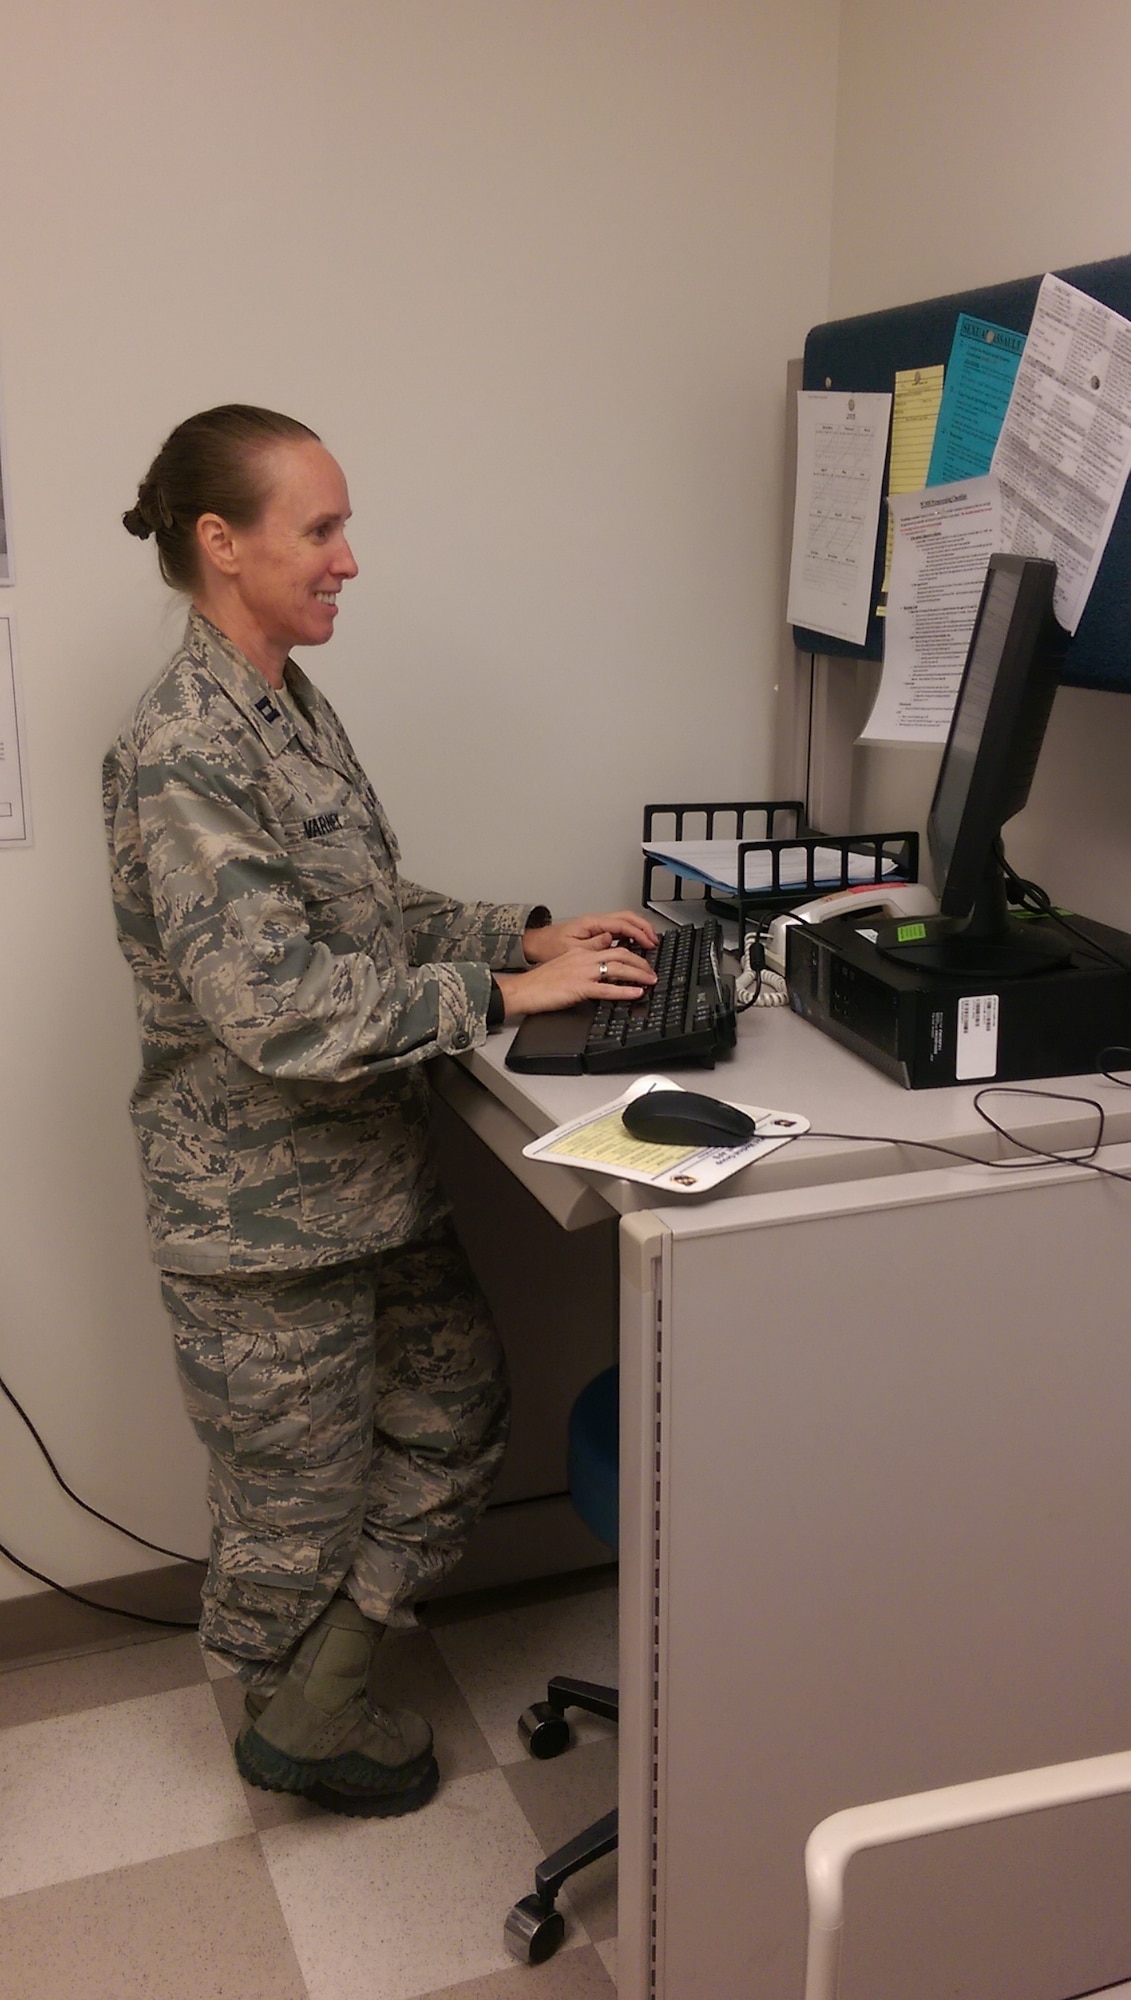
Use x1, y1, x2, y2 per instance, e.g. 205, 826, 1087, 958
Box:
104, 405, 656, 1816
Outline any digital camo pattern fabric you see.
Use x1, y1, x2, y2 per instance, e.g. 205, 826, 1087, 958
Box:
162, 1220, 511, 1664
104, 611, 535, 1274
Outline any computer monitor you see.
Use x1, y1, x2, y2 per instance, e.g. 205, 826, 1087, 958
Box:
878, 553, 1070, 977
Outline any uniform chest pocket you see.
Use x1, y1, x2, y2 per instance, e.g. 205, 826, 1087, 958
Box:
285, 824, 386, 905
277, 819, 400, 956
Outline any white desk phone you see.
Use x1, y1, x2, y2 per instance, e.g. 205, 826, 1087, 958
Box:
764, 882, 938, 975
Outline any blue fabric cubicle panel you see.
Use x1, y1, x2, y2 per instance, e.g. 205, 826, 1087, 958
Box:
795, 251, 1131, 692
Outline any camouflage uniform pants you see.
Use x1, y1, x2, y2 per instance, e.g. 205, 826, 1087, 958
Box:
161, 1219, 509, 1673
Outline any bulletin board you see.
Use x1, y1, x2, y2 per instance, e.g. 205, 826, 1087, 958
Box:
794, 251, 1131, 692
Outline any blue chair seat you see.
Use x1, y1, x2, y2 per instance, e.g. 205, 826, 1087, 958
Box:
568, 1364, 619, 1555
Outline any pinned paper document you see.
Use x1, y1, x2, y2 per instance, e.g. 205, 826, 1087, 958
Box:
859, 476, 1004, 745
992, 273, 1131, 633
878, 364, 945, 611
0, 618, 29, 845
788, 391, 892, 644
926, 315, 1025, 486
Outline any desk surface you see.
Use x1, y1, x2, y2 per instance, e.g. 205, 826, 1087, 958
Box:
456, 999, 1131, 1217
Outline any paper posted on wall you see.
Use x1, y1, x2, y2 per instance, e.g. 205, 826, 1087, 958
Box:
878, 364, 945, 610
787, 391, 892, 644
0, 357, 11, 586
859, 475, 1004, 745
522, 1076, 809, 1196
991, 272, 1131, 634
927, 315, 1025, 486
0, 617, 29, 845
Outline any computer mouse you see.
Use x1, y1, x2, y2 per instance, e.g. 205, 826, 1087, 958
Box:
621, 1090, 757, 1148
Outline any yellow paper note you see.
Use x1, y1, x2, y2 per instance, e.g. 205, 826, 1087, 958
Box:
541, 1110, 700, 1174
878, 364, 945, 611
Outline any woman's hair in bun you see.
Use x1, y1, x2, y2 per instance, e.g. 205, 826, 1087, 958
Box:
123, 405, 318, 590
122, 482, 170, 541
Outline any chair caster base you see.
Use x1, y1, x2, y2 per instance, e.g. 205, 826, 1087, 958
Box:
518, 1701, 572, 1759
504, 1893, 566, 1964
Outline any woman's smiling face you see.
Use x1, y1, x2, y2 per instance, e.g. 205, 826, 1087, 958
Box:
196, 437, 359, 677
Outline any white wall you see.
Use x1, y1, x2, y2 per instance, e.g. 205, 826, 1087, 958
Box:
0, 1, 839, 1598
830, 0, 1131, 929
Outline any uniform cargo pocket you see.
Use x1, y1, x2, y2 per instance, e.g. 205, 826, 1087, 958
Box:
214, 1529, 324, 1591
167, 1278, 374, 1472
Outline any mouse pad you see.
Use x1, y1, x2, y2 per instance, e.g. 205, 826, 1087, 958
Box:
521, 1075, 808, 1195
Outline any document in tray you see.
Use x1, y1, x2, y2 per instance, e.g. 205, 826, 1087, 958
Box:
643, 839, 897, 895
644, 897, 741, 952
523, 1076, 809, 1195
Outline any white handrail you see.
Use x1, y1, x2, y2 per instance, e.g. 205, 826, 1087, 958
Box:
804, 1749, 1131, 2000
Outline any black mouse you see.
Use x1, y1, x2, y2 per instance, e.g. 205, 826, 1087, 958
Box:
621, 1090, 756, 1148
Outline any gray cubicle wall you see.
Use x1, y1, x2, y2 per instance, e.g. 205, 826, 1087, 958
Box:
622, 1159, 1131, 2000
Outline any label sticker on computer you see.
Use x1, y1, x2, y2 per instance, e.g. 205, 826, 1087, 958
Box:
955, 993, 999, 1080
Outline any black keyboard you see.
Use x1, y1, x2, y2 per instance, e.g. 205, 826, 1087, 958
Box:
505, 919, 737, 1076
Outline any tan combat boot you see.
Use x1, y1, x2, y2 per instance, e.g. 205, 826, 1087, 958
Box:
235, 1593, 438, 1817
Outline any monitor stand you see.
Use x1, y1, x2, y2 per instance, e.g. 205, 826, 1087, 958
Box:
872, 866, 1072, 978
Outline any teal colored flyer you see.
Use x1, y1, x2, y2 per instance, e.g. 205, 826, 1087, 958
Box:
926, 315, 1026, 485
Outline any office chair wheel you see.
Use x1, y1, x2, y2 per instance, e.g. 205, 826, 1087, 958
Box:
518, 1701, 572, 1759
504, 1893, 566, 1964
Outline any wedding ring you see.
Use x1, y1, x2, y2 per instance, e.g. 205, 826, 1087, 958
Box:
599, 960, 609, 979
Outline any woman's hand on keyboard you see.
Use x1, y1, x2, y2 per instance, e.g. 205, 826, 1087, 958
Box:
494, 944, 657, 1020
521, 910, 658, 964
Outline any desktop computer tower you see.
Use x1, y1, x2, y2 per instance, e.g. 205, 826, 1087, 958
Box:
786, 911, 1131, 1088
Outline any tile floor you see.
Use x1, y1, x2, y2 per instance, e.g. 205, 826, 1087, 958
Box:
0, 1571, 619, 2000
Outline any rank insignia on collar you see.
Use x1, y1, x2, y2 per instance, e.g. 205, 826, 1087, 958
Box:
254, 693, 282, 725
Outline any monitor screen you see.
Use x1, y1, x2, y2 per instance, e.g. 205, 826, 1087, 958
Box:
930, 560, 1023, 902
881, 553, 1069, 976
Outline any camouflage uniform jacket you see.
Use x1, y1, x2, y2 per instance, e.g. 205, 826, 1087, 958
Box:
103, 611, 537, 1276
